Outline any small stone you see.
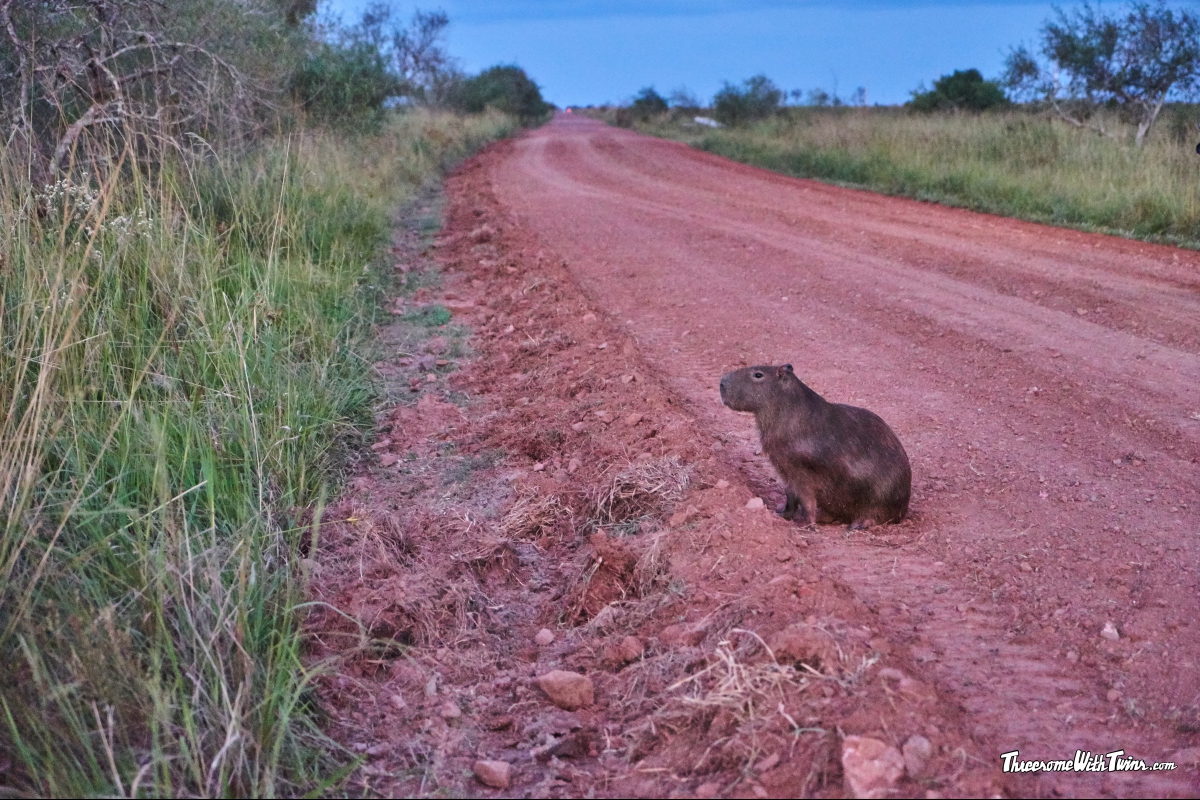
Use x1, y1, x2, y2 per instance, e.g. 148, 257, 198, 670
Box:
440, 700, 462, 719
755, 752, 781, 772
775, 549, 792, 562
746, 497, 765, 510
424, 675, 438, 697
552, 468, 570, 481
537, 670, 594, 710
571, 422, 587, 432
621, 374, 635, 384
532, 462, 545, 472
473, 759, 511, 789
567, 457, 582, 474
1066, 649, 1079, 663
715, 479, 730, 489
1020, 562, 1033, 572
1107, 689, 1122, 702
370, 438, 392, 452
752, 785, 768, 798
842, 735, 904, 799
624, 412, 643, 426
417, 354, 437, 371
594, 410, 611, 422
1100, 621, 1120, 641
534, 628, 555, 646
379, 453, 400, 467
616, 636, 645, 663
581, 313, 597, 323
659, 623, 707, 647
426, 373, 436, 383
695, 782, 722, 798
389, 693, 406, 711
902, 735, 933, 778
469, 224, 495, 243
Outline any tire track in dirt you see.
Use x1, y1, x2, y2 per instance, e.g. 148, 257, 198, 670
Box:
489, 115, 1200, 796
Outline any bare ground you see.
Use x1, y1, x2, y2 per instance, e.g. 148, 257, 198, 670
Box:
309, 116, 1200, 797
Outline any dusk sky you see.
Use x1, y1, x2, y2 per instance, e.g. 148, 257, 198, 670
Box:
324, 0, 1061, 107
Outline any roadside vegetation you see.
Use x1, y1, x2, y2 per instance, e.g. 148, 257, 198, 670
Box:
608, 0, 1200, 246
0, 1, 536, 796
632, 106, 1200, 245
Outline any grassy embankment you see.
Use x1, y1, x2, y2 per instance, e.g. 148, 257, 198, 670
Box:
634, 107, 1200, 247
0, 109, 515, 797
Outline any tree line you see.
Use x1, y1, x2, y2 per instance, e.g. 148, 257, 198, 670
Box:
621, 1, 1199, 146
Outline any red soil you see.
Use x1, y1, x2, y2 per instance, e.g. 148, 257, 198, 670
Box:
310, 115, 1200, 797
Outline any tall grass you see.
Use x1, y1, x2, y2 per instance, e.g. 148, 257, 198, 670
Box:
0, 109, 515, 797
638, 107, 1200, 247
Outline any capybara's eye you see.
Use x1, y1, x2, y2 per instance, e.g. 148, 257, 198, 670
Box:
753, 371, 764, 379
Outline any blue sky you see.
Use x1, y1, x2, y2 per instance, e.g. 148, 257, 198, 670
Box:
323, 0, 1060, 106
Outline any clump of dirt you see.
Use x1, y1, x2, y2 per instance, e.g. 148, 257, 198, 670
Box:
305, 152, 1002, 797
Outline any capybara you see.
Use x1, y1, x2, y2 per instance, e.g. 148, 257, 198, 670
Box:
719, 364, 910, 529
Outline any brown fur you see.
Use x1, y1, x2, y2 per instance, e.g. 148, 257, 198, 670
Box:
719, 364, 911, 529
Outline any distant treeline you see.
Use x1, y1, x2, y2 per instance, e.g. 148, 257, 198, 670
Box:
614, 1, 1199, 147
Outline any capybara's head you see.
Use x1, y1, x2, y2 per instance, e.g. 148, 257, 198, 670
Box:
720, 364, 797, 412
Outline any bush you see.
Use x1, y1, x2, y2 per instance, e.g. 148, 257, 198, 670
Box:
909, 69, 1009, 112
631, 87, 669, 116
291, 40, 403, 127
451, 65, 553, 124
713, 75, 783, 126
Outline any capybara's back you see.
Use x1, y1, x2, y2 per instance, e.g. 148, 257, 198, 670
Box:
719, 364, 910, 529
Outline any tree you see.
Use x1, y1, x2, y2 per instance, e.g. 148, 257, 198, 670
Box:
1003, 1, 1200, 145
0, 0, 310, 176
712, 75, 783, 125
450, 65, 552, 123
630, 87, 669, 117
290, 5, 459, 126
909, 69, 1009, 112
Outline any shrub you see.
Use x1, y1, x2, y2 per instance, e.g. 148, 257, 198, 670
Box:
451, 65, 553, 124
631, 87, 669, 116
291, 40, 404, 127
909, 69, 1009, 112
713, 75, 784, 126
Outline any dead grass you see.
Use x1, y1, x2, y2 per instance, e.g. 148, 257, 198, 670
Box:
590, 455, 691, 525
500, 486, 570, 540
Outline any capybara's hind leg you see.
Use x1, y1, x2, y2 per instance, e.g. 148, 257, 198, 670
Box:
780, 487, 817, 526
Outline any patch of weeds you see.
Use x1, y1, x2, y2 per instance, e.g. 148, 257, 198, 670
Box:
403, 304, 452, 327
444, 449, 505, 485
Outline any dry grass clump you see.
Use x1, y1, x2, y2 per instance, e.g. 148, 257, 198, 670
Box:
591, 455, 691, 525
624, 629, 824, 775
501, 486, 569, 540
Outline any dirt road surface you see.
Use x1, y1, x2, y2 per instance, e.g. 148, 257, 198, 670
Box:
482, 116, 1200, 793
313, 115, 1200, 798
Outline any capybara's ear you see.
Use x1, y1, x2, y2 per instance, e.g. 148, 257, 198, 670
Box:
777, 364, 794, 378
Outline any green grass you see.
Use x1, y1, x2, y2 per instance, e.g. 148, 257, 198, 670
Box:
634, 106, 1200, 247
0, 108, 516, 797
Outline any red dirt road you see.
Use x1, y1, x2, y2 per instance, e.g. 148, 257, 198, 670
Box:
488, 115, 1200, 794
